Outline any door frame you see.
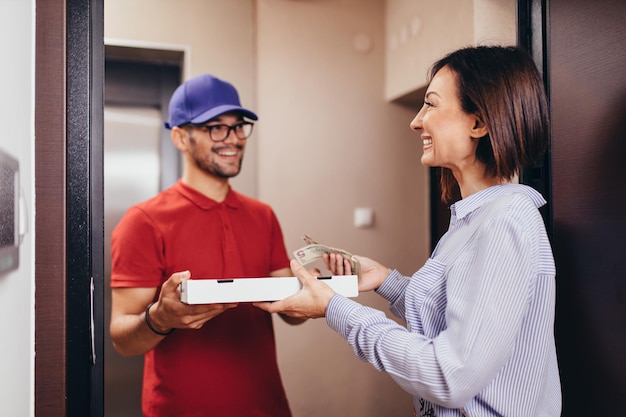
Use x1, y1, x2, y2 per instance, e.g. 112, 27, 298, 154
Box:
35, 0, 104, 415
517, 0, 552, 235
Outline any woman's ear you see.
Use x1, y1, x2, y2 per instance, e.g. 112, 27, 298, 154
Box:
171, 127, 187, 151
470, 115, 489, 139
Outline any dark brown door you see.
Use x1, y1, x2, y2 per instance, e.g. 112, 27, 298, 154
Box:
548, 0, 626, 415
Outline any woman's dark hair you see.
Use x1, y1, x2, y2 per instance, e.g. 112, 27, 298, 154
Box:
429, 46, 550, 204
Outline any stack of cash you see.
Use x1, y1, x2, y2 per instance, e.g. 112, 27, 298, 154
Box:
292, 235, 361, 279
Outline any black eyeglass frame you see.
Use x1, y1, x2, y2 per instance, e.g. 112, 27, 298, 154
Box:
183, 121, 254, 142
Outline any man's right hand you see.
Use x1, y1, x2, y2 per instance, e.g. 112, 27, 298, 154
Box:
148, 270, 239, 331
110, 270, 238, 357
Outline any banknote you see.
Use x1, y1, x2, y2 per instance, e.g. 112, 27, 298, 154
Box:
292, 235, 361, 278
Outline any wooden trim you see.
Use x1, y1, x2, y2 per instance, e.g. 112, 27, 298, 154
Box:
34, 0, 67, 415
35, 0, 105, 415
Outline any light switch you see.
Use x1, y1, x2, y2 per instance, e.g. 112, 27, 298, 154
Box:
354, 207, 374, 228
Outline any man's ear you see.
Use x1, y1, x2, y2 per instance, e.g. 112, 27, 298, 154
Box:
171, 127, 187, 151
470, 115, 489, 139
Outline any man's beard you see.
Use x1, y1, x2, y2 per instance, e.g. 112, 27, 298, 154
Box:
188, 135, 244, 179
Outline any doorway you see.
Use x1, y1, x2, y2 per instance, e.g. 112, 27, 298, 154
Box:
103, 46, 182, 416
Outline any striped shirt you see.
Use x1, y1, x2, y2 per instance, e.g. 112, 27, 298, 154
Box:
326, 184, 561, 416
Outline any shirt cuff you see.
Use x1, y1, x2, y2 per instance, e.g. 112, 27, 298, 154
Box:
326, 295, 362, 340
375, 269, 409, 303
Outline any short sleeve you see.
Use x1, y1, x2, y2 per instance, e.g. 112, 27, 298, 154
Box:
110, 206, 166, 288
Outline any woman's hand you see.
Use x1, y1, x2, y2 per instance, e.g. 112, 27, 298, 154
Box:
254, 259, 336, 319
324, 252, 390, 292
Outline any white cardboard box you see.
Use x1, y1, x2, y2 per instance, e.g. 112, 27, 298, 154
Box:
179, 275, 358, 304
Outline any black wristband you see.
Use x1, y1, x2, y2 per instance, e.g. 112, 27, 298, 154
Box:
145, 302, 175, 336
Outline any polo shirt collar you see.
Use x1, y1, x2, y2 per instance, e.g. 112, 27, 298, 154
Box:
451, 183, 546, 220
174, 180, 240, 210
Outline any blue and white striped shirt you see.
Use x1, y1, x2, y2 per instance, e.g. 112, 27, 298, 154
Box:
326, 184, 561, 416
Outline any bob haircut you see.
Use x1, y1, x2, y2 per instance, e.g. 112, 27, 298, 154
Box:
429, 46, 550, 204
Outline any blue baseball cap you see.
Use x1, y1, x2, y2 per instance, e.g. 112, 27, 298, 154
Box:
165, 74, 258, 129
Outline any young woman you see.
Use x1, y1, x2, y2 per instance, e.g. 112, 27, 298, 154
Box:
256, 46, 561, 417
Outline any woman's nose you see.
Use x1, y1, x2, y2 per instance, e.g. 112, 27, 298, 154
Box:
410, 107, 424, 131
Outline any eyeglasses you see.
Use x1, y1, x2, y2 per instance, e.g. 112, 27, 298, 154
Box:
188, 122, 254, 142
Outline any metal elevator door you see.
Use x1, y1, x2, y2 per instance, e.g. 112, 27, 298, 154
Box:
104, 56, 181, 417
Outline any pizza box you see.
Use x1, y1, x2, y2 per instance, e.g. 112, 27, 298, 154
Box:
179, 275, 358, 304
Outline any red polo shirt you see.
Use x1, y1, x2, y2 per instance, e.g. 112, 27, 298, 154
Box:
111, 180, 292, 417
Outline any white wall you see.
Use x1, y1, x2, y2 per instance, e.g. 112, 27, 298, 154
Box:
256, 1, 422, 415
386, 0, 474, 100
0, 0, 35, 416
474, 0, 517, 46
385, 0, 516, 101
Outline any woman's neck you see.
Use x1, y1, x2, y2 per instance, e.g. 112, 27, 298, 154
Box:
455, 165, 508, 199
